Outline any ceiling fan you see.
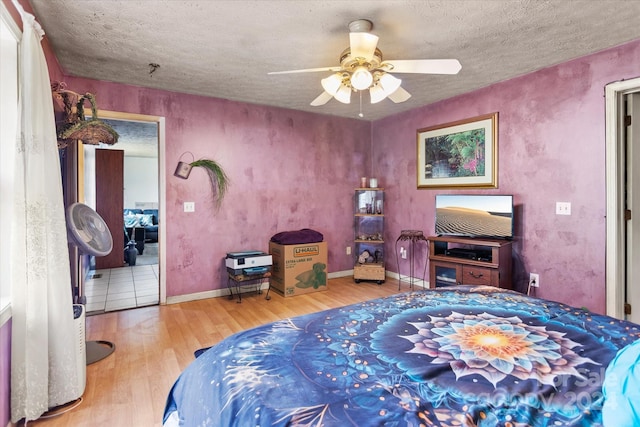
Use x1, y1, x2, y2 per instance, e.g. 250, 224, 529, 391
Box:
268, 19, 461, 107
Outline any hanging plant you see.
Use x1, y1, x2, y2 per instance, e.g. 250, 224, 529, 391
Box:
174, 153, 230, 209
52, 82, 119, 148
191, 158, 230, 208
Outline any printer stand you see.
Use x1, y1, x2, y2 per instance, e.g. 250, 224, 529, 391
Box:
227, 271, 272, 303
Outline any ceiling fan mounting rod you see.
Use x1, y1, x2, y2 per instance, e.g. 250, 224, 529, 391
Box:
348, 19, 373, 33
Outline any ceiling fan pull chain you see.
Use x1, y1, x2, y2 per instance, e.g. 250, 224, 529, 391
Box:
359, 91, 364, 118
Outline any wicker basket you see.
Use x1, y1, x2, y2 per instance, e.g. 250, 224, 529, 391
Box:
353, 262, 386, 283
57, 93, 119, 147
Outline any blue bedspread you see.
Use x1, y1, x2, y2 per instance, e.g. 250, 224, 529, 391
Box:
163, 286, 640, 426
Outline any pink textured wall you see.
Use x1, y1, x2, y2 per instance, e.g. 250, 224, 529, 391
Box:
62, 76, 371, 297
374, 39, 640, 313
1, 2, 638, 420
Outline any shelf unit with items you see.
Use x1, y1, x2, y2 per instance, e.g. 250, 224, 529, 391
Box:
428, 235, 512, 289
353, 188, 385, 284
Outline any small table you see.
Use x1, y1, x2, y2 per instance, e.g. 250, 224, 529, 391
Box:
227, 271, 272, 303
395, 230, 428, 290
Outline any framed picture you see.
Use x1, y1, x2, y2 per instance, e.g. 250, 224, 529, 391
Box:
417, 112, 498, 189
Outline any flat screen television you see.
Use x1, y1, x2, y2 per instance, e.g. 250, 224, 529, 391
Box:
435, 194, 514, 239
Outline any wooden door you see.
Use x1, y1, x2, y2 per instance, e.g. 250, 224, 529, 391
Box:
95, 149, 124, 269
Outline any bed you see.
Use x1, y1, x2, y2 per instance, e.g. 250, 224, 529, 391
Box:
163, 285, 640, 426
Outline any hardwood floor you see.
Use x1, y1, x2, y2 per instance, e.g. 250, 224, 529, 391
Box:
27, 277, 404, 426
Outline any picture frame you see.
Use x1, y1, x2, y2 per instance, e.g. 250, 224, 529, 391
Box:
417, 112, 498, 189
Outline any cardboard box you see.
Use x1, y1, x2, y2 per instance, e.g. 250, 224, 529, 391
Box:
268, 241, 328, 297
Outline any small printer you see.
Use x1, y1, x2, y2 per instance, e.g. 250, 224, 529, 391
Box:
225, 250, 272, 275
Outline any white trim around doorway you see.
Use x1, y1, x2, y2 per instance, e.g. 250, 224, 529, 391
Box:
605, 77, 640, 319
87, 109, 167, 305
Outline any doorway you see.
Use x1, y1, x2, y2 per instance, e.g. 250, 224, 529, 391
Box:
78, 110, 166, 314
605, 77, 640, 323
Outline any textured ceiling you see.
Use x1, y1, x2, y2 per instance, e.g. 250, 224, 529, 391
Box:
30, 0, 640, 122
101, 118, 158, 157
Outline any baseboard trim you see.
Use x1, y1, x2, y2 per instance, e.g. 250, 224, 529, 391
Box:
166, 270, 355, 305
327, 269, 353, 278
166, 284, 269, 305
385, 270, 429, 289
165, 270, 429, 305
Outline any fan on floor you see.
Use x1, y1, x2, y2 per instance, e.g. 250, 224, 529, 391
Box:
66, 202, 115, 365
269, 19, 461, 106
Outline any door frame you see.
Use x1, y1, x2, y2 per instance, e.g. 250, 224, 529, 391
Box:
605, 77, 640, 319
79, 110, 167, 304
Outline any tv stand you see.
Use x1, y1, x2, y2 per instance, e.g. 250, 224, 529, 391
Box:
428, 235, 512, 289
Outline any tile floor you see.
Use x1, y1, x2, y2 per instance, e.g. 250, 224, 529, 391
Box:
84, 263, 159, 314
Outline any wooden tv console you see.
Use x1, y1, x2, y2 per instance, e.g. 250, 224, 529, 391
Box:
428, 235, 512, 289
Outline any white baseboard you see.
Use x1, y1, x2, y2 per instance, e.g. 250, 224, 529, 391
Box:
330, 269, 430, 287
166, 270, 356, 305
385, 270, 429, 289
166, 283, 270, 305
327, 269, 353, 278
165, 270, 430, 305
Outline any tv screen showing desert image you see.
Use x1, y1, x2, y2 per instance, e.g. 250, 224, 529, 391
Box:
435, 195, 513, 238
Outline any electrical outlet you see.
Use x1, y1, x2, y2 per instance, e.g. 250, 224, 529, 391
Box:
401, 247, 407, 259
184, 201, 195, 212
346, 246, 351, 255
556, 202, 571, 215
529, 273, 539, 288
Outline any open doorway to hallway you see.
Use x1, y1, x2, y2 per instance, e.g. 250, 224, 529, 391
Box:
78, 112, 164, 315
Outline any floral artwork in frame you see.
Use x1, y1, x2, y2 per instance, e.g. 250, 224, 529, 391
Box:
417, 112, 498, 189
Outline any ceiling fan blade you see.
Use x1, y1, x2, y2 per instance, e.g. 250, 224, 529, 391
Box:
349, 32, 379, 61
310, 91, 333, 106
387, 86, 411, 103
268, 66, 341, 75
382, 59, 462, 74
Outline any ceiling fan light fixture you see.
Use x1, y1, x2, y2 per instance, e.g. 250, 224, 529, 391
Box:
379, 73, 402, 95
321, 73, 343, 95
334, 84, 352, 104
270, 19, 461, 110
351, 66, 373, 90
369, 85, 387, 104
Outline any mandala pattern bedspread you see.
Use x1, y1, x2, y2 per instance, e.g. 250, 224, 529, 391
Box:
163, 286, 640, 426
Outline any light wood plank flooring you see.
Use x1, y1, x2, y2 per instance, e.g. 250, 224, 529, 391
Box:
26, 277, 404, 426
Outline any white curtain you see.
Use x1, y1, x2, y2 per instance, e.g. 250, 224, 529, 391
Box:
10, 2, 79, 422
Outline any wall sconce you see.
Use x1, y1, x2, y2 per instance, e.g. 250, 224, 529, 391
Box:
174, 152, 194, 179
